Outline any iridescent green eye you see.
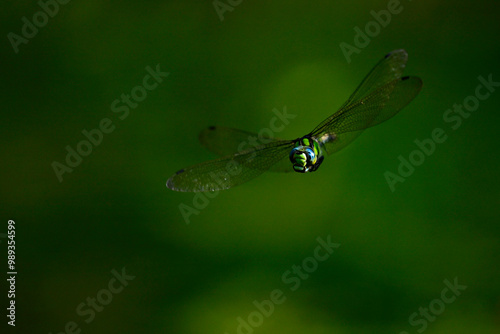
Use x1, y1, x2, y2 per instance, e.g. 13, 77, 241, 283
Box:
289, 145, 319, 173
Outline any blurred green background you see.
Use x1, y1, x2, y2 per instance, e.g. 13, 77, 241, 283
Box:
1, 0, 499, 333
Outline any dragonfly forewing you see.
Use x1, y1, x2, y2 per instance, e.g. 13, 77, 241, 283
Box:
166, 140, 294, 192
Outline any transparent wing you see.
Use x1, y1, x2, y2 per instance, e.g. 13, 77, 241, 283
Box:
312, 76, 423, 155
166, 140, 294, 192
339, 49, 409, 109
199, 126, 294, 173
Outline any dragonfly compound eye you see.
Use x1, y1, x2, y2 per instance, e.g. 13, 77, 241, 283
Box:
289, 146, 317, 173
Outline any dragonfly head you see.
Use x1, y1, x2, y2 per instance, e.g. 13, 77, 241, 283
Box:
289, 136, 324, 173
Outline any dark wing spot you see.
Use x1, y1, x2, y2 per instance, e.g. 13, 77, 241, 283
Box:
208, 126, 216, 130
175, 169, 185, 175
402, 76, 410, 81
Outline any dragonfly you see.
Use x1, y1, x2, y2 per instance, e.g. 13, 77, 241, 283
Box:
166, 49, 422, 192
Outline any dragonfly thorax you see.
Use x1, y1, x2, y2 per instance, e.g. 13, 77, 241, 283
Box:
289, 136, 324, 173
